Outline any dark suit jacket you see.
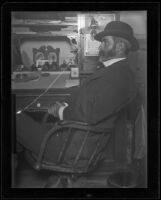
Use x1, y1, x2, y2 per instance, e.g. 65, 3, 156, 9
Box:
63, 59, 137, 128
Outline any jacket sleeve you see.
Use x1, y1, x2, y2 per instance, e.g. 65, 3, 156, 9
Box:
63, 68, 136, 124
63, 83, 95, 122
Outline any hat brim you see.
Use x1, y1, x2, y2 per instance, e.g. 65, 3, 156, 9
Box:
94, 31, 139, 51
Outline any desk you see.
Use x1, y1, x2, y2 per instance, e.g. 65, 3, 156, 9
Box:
12, 71, 80, 112
12, 71, 79, 89
11, 72, 80, 158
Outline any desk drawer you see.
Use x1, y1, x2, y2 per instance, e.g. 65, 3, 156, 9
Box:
16, 94, 70, 111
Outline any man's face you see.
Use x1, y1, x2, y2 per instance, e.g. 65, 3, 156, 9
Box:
98, 36, 116, 60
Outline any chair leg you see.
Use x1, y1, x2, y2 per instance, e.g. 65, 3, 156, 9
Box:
44, 175, 70, 188
44, 175, 61, 188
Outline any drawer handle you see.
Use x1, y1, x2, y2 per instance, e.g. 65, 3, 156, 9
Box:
37, 103, 41, 107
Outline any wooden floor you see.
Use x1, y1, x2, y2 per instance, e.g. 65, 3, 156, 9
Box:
12, 153, 147, 188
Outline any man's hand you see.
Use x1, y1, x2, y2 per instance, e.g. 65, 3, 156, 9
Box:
48, 101, 65, 118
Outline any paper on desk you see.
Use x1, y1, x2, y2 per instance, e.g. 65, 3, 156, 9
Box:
65, 79, 80, 88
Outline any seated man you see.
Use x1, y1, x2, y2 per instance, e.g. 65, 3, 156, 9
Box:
16, 21, 139, 165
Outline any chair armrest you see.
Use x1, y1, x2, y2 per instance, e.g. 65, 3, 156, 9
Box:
36, 123, 64, 168
57, 120, 113, 133
58, 120, 89, 126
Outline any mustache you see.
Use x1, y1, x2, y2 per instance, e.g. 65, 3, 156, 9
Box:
99, 49, 116, 58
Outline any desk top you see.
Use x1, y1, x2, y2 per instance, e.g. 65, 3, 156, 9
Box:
12, 71, 80, 90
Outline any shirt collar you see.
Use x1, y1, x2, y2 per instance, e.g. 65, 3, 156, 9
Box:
103, 58, 126, 67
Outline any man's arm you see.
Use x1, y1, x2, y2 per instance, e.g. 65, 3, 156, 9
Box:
63, 68, 136, 124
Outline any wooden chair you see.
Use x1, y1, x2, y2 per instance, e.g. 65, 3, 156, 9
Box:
24, 92, 143, 188
24, 120, 113, 188
107, 104, 147, 188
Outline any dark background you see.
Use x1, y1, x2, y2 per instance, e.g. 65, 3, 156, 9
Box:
1, 1, 160, 199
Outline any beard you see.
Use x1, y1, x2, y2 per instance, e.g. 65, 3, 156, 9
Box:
99, 47, 117, 61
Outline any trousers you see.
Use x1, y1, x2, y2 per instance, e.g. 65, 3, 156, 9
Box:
16, 111, 61, 162
16, 111, 107, 166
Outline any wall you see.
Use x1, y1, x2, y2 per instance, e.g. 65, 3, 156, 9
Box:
119, 11, 147, 38
120, 11, 147, 93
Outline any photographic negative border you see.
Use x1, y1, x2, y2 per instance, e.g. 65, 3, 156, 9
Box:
1, 1, 160, 199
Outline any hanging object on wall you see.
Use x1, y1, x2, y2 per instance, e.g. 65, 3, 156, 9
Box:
67, 35, 79, 66
90, 17, 98, 41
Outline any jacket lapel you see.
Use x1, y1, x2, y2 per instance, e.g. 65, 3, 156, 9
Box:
86, 59, 129, 83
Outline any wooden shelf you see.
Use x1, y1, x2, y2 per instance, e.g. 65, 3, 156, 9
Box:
13, 32, 78, 36
12, 21, 77, 27
12, 19, 78, 38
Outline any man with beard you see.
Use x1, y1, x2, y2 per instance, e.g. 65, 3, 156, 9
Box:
16, 21, 139, 165
48, 21, 139, 124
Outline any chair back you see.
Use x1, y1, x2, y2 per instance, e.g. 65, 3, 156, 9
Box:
124, 92, 145, 163
126, 92, 143, 122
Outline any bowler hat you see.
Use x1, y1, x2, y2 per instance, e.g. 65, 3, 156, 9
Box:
94, 21, 139, 51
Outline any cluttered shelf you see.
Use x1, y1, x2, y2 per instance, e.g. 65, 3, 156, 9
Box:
12, 71, 80, 89
11, 70, 93, 93
12, 17, 78, 37
12, 15, 78, 26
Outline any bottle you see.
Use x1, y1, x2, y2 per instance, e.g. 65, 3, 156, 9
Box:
70, 65, 79, 78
